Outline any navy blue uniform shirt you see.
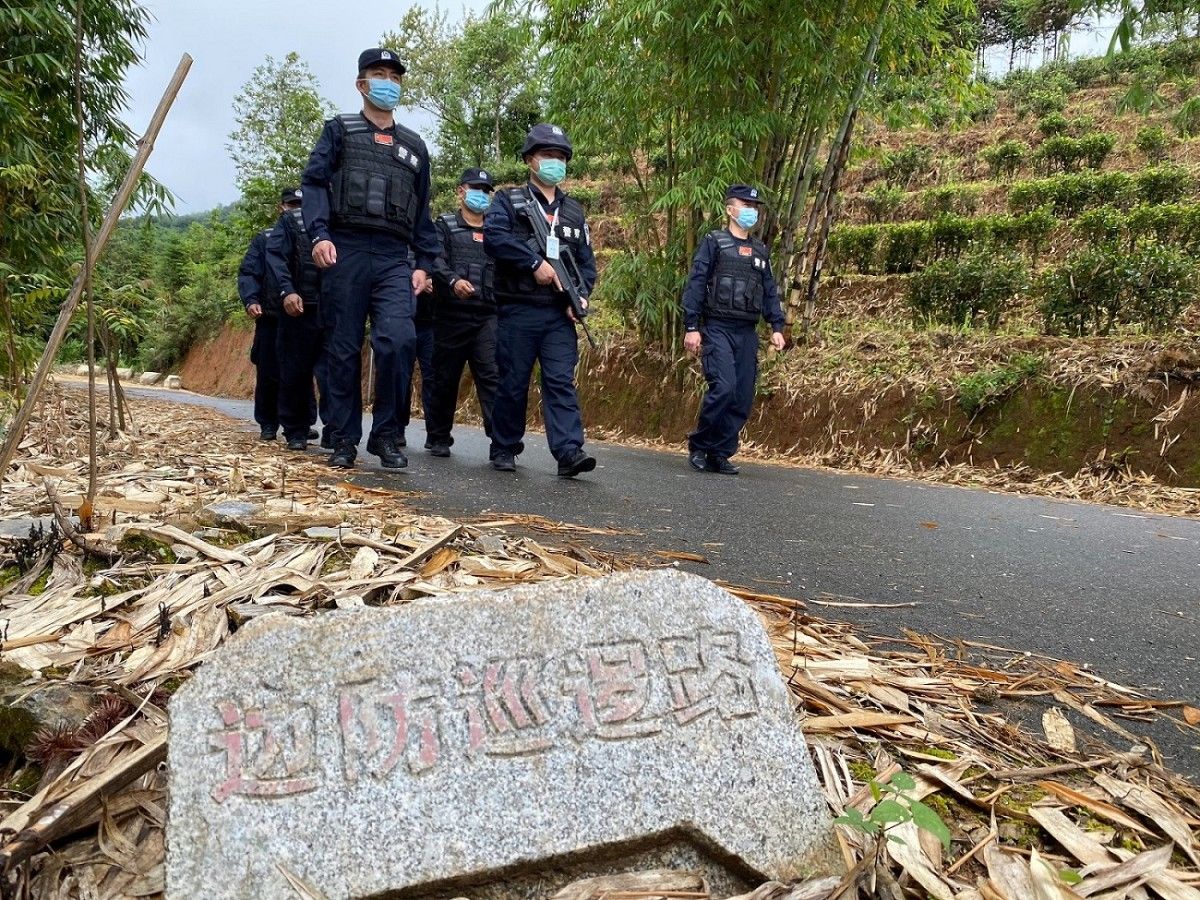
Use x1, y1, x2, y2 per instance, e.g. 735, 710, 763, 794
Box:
237, 231, 270, 308
682, 229, 786, 332
300, 112, 442, 272
265, 215, 298, 299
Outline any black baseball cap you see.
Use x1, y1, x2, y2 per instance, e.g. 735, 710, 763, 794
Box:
459, 167, 495, 190
725, 184, 765, 204
520, 123, 573, 161
280, 187, 302, 204
357, 48, 406, 76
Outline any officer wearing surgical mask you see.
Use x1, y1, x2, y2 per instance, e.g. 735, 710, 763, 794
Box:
300, 47, 442, 471
682, 184, 786, 475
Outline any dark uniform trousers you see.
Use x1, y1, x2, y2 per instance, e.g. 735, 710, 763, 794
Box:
275, 306, 323, 442
426, 313, 499, 445
250, 315, 280, 431
491, 304, 582, 461
319, 230, 416, 447
399, 319, 435, 441
689, 319, 759, 459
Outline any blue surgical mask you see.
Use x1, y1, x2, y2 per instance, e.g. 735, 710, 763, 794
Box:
464, 189, 491, 213
736, 207, 759, 230
536, 158, 567, 186
366, 78, 401, 111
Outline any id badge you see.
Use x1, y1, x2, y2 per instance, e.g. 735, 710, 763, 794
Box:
545, 234, 561, 260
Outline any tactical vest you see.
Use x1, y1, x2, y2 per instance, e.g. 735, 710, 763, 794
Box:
704, 232, 768, 323
282, 208, 321, 304
494, 187, 587, 306
329, 113, 425, 240
257, 229, 281, 316
437, 212, 494, 315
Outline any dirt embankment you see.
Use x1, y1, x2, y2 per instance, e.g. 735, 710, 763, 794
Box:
179, 322, 255, 399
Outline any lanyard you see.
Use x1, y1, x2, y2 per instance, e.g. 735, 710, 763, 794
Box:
528, 186, 560, 250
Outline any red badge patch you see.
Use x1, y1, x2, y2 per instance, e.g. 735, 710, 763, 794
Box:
472, 232, 484, 242
373, 133, 394, 146
738, 246, 753, 257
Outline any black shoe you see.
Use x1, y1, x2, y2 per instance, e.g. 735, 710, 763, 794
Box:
366, 435, 408, 469
286, 437, 307, 451
557, 450, 597, 478
491, 452, 516, 472
320, 433, 333, 450
427, 443, 451, 458
396, 435, 407, 448
328, 443, 356, 469
260, 428, 278, 441
708, 455, 739, 475
308, 428, 319, 440
688, 449, 709, 472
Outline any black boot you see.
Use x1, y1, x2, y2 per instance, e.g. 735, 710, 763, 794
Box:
427, 442, 451, 458
328, 442, 356, 469
557, 449, 597, 478
260, 427, 278, 441
307, 428, 319, 440
366, 435, 408, 469
491, 452, 516, 472
708, 455, 739, 475
688, 449, 709, 472
286, 437, 307, 451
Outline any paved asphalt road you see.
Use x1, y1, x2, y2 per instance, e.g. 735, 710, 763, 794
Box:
120, 386, 1200, 775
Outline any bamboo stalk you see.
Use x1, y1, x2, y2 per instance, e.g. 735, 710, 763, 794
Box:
0, 54, 193, 480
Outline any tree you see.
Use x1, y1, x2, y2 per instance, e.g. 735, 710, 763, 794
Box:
381, 10, 544, 169
0, 0, 166, 395
228, 52, 333, 226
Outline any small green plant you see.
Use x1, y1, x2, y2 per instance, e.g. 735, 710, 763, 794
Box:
928, 215, 973, 259
1068, 115, 1097, 135
908, 245, 1029, 330
980, 140, 1027, 180
1078, 132, 1116, 169
1019, 87, 1068, 119
1034, 135, 1084, 174
1136, 164, 1192, 204
956, 354, 1044, 416
921, 184, 979, 218
1037, 112, 1069, 136
1134, 124, 1171, 162
1173, 96, 1200, 136
1074, 206, 1126, 244
881, 146, 933, 189
834, 771, 952, 858
827, 224, 881, 275
863, 184, 903, 223
882, 221, 930, 274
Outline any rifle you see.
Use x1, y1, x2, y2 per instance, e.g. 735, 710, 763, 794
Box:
514, 188, 598, 351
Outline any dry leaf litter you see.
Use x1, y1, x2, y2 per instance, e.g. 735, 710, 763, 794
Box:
0, 386, 1195, 900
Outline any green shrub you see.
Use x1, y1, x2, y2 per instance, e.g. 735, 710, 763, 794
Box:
1174, 96, 1200, 136
1009, 172, 1136, 216
1018, 87, 1068, 119
1134, 125, 1171, 162
1078, 132, 1116, 169
863, 184, 903, 223
882, 146, 933, 188
1039, 242, 1197, 335
1034, 135, 1085, 173
929, 215, 973, 259
955, 354, 1044, 416
965, 89, 998, 123
882, 221, 930, 274
1037, 113, 1070, 136
908, 246, 1030, 330
1074, 205, 1125, 244
980, 140, 1027, 180
920, 184, 980, 218
827, 225, 881, 274
1069, 115, 1097, 135
1136, 164, 1192, 204
569, 185, 600, 208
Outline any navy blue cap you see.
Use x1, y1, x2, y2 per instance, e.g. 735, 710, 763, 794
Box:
459, 167, 495, 189
725, 184, 765, 204
358, 48, 406, 76
280, 187, 302, 204
520, 123, 573, 161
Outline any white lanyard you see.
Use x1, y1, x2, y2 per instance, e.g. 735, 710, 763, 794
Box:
537, 189, 562, 260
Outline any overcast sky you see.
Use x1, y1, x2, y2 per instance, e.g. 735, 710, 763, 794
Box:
122, 3, 1119, 215
122, 1, 488, 214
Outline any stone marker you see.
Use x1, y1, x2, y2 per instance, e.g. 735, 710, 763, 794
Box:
137, 371, 162, 385
168, 571, 840, 899
163, 374, 182, 389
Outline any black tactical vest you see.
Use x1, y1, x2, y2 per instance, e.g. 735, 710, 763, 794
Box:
704, 232, 768, 322
330, 113, 425, 240
282, 208, 321, 303
437, 212, 494, 315
494, 187, 587, 306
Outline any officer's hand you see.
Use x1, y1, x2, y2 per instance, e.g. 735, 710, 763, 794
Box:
283, 293, 304, 317
533, 261, 562, 291
684, 330, 702, 355
452, 279, 477, 299
312, 240, 337, 269
770, 331, 786, 352
567, 296, 588, 323
246, 303, 263, 320
412, 269, 433, 295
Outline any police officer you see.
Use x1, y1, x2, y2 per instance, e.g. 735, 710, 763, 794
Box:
237, 210, 284, 441
300, 48, 441, 470
484, 124, 597, 477
398, 256, 436, 450
682, 185, 786, 475
266, 187, 326, 451
425, 167, 500, 457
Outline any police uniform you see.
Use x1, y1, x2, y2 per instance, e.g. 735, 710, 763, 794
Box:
484, 124, 597, 475
237, 229, 281, 439
300, 48, 441, 469
425, 168, 500, 453
683, 185, 785, 471
398, 261, 436, 447
265, 188, 326, 449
